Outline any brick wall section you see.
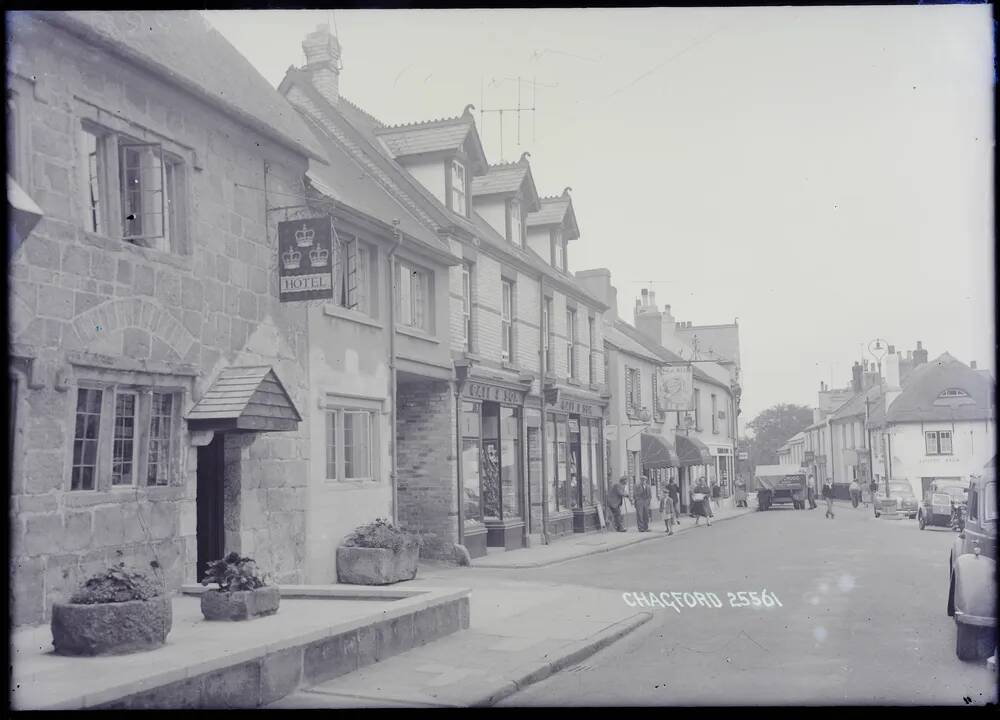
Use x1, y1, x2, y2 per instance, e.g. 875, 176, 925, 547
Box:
7, 15, 311, 625
395, 381, 458, 559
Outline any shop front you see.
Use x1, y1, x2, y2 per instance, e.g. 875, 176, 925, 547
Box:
458, 377, 532, 554
542, 388, 607, 536
676, 433, 712, 512
641, 431, 678, 520
709, 446, 735, 497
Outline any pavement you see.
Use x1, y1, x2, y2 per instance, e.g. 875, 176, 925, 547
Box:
268, 499, 754, 708
498, 497, 997, 706
473, 498, 754, 568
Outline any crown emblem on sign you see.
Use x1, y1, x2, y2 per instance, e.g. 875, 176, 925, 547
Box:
308, 244, 329, 267
294, 223, 315, 247
282, 246, 302, 270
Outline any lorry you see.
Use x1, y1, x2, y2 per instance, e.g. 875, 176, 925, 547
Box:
754, 464, 807, 511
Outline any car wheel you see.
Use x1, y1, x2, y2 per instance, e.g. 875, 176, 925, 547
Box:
918, 513, 925, 530
957, 623, 995, 662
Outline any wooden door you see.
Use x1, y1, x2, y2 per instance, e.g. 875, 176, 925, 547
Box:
196, 434, 225, 581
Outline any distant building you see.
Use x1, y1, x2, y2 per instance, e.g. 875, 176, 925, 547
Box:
874, 350, 995, 500
777, 431, 806, 467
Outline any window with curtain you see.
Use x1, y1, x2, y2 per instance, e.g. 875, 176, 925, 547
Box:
397, 260, 431, 331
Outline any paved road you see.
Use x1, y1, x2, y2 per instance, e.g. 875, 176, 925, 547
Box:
499, 503, 997, 706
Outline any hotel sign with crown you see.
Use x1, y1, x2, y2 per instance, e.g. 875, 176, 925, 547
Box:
278, 217, 334, 302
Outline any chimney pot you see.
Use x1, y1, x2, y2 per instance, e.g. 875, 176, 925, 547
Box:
916, 340, 923, 350
887, 344, 896, 354
971, 360, 977, 369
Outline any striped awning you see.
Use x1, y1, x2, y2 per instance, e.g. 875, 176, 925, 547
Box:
186, 366, 301, 432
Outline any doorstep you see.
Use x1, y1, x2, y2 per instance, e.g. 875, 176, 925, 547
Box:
10, 584, 470, 710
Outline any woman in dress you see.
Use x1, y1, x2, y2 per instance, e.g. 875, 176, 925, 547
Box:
692, 478, 712, 527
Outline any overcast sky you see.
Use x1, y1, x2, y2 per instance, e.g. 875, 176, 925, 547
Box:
204, 6, 994, 421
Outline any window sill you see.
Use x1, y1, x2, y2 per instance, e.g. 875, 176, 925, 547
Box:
323, 304, 383, 329
567, 378, 582, 387
322, 479, 382, 490
501, 361, 520, 372
396, 325, 440, 344
80, 231, 193, 271
65, 484, 185, 507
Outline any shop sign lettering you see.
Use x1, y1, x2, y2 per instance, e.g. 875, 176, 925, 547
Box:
463, 382, 523, 404
559, 398, 597, 416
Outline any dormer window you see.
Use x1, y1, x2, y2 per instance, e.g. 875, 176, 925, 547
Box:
509, 198, 522, 247
451, 160, 467, 216
551, 228, 564, 271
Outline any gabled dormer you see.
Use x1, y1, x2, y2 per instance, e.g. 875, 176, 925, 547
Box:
373, 104, 488, 218
469, 152, 540, 248
526, 187, 579, 273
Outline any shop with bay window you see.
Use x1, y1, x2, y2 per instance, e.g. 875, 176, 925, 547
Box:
459, 379, 530, 554
542, 391, 606, 536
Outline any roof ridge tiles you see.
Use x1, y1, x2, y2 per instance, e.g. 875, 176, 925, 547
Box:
376, 114, 470, 132
339, 96, 385, 127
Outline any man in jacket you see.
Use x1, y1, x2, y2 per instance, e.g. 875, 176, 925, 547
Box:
635, 474, 652, 532
607, 477, 628, 532
822, 480, 835, 519
668, 480, 681, 524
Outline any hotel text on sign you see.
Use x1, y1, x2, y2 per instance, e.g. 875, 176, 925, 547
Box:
278, 216, 334, 302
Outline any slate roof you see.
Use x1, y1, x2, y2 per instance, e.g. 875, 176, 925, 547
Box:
187, 366, 301, 431
830, 382, 886, 421
884, 352, 995, 424
604, 323, 662, 364
299, 115, 454, 259
470, 157, 540, 209
605, 319, 731, 392
279, 69, 606, 308
374, 112, 487, 168
526, 192, 580, 240
36, 11, 324, 161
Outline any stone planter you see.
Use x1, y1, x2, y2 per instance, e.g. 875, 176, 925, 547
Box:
51, 596, 172, 656
200, 585, 280, 621
336, 545, 419, 585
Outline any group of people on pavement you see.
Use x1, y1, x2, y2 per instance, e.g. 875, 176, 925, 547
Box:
606, 473, 722, 534
803, 472, 880, 520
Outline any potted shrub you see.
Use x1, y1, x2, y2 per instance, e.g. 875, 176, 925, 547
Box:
51, 561, 171, 656
337, 517, 421, 585
200, 553, 280, 621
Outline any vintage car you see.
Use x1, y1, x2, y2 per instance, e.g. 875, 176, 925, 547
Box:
918, 481, 968, 530
947, 457, 997, 661
875, 482, 919, 519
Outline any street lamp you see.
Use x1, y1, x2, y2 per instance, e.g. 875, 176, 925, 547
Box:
866, 338, 891, 502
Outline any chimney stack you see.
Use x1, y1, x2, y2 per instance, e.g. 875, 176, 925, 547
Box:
302, 24, 342, 106
971, 360, 977, 369
851, 361, 863, 393
575, 269, 618, 319
913, 340, 928, 366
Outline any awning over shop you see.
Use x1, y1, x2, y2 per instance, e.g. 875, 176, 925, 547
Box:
186, 366, 302, 433
641, 432, 677, 469
8, 175, 43, 259
676, 434, 712, 466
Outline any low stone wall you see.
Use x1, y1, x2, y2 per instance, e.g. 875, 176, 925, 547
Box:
93, 594, 470, 709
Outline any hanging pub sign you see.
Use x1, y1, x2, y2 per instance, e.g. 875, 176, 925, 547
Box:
658, 365, 694, 411
278, 217, 334, 302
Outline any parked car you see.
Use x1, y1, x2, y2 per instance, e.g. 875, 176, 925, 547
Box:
947, 458, 997, 661
919, 481, 968, 531
875, 482, 919, 519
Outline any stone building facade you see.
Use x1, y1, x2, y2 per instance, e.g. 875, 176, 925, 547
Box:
7, 11, 324, 625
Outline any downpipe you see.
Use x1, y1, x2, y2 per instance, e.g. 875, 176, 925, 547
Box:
388, 220, 402, 525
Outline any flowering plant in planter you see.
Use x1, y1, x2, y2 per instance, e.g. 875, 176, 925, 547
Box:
200, 553, 279, 621
342, 518, 422, 553
51, 561, 172, 656
338, 518, 421, 585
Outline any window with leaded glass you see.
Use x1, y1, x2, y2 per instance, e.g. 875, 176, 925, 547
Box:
72, 388, 103, 491
325, 407, 378, 482
111, 392, 138, 487
147, 392, 173, 486
501, 279, 514, 362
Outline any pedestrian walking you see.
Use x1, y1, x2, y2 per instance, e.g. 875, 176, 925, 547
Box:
607, 477, 628, 532
635, 474, 652, 532
849, 479, 861, 508
734, 478, 747, 508
711, 480, 721, 511
668, 480, 681, 525
692, 478, 713, 527
868, 477, 878, 508
806, 473, 818, 509
659, 481, 676, 534
822, 479, 835, 519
